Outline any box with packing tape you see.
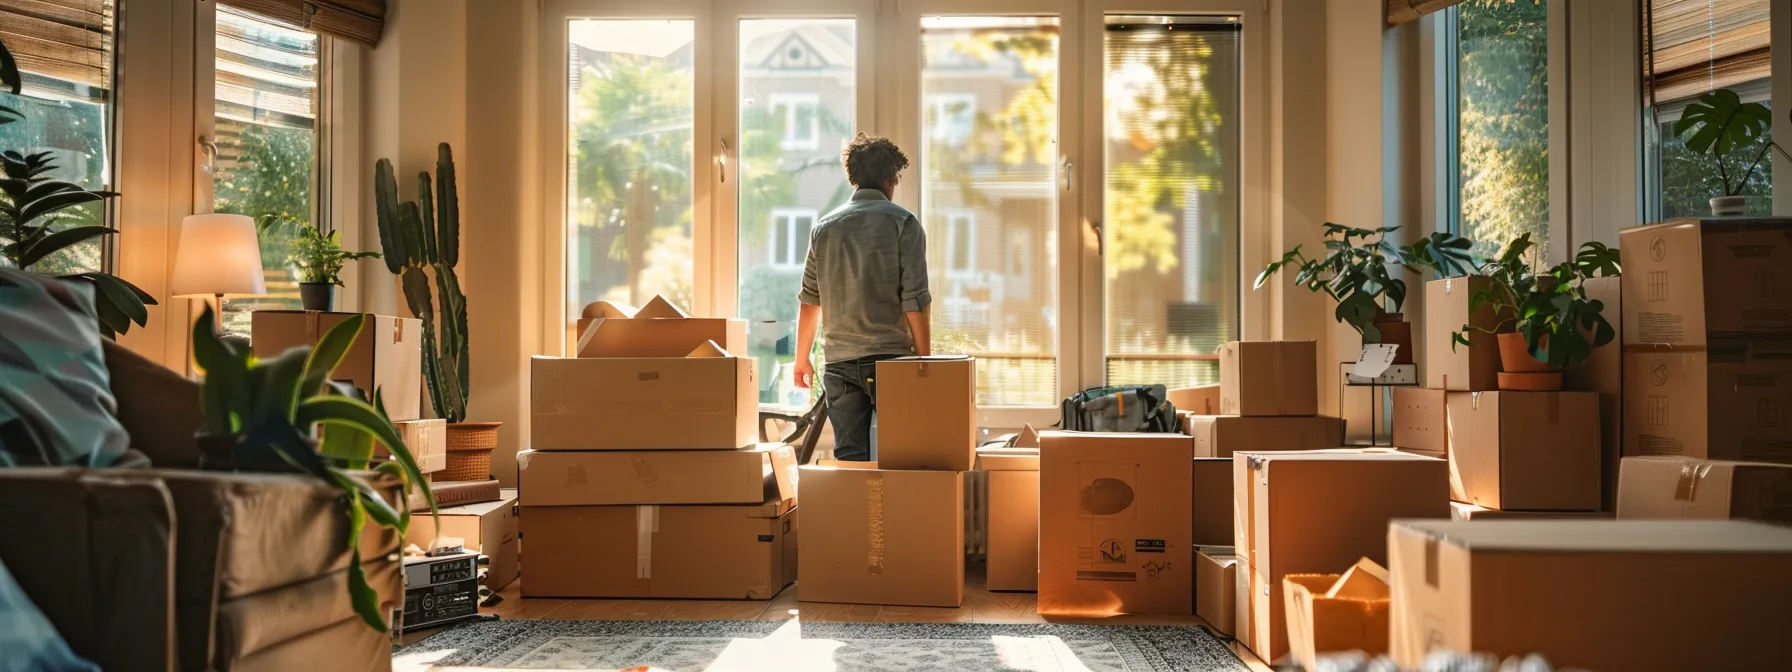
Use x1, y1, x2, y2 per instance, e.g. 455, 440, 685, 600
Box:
1622, 346, 1792, 463
406, 489, 519, 591
1039, 432, 1192, 617
1184, 414, 1345, 459
980, 446, 1041, 592
517, 444, 797, 506
531, 341, 757, 451
1616, 455, 1792, 524
1446, 391, 1602, 511
798, 463, 964, 607
575, 295, 748, 358
1389, 519, 1792, 670
1233, 449, 1448, 662
1425, 276, 1501, 391
1219, 341, 1318, 416
1619, 217, 1792, 348
1195, 548, 1238, 637
876, 356, 977, 471
251, 311, 423, 421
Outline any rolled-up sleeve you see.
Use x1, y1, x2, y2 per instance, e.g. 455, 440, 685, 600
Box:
898, 215, 931, 313
798, 229, 822, 306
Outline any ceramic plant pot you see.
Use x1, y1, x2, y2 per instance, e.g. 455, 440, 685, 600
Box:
299, 282, 335, 311
1709, 195, 1747, 216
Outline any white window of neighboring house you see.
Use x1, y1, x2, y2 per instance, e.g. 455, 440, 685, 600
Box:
927, 93, 977, 145
770, 208, 818, 267
945, 211, 976, 276
770, 93, 820, 150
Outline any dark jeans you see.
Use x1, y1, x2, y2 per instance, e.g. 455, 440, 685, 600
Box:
823, 355, 900, 462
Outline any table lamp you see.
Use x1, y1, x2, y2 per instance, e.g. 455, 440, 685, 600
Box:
170, 213, 265, 325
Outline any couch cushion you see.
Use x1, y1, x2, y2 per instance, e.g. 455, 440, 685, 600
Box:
0, 268, 134, 467
213, 559, 401, 669
0, 468, 175, 672
233, 614, 394, 672
102, 339, 205, 468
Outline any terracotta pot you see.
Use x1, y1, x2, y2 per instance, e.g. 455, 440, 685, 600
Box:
442, 421, 502, 481
1498, 371, 1563, 391
1710, 195, 1747, 216
1370, 312, 1415, 365
1496, 332, 1556, 374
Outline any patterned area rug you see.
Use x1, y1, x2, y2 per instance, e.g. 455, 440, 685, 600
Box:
395, 619, 1249, 671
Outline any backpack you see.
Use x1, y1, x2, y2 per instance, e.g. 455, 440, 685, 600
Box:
1059, 385, 1180, 433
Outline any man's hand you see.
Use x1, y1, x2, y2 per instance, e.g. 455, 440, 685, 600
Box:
794, 358, 816, 390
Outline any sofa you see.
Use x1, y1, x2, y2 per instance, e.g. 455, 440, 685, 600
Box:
0, 340, 402, 672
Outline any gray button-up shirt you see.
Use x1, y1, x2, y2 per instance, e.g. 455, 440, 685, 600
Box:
798, 188, 932, 363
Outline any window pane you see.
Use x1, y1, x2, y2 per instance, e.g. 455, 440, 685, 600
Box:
1103, 16, 1241, 389
569, 19, 696, 318
921, 16, 1060, 407
1457, 0, 1548, 257
738, 19, 855, 406
0, 1, 117, 276
1656, 97, 1774, 219
214, 7, 320, 338
1642, 0, 1773, 219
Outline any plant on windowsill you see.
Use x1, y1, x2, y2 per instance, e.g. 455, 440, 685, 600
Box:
258, 216, 381, 311
1673, 87, 1792, 216
1255, 223, 1433, 365
1451, 232, 1621, 391
0, 36, 156, 336
190, 305, 435, 632
373, 143, 497, 475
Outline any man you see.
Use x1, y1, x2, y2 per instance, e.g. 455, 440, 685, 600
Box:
793, 134, 931, 462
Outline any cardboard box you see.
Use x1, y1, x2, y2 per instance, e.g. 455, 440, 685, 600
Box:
1616, 456, 1792, 524
517, 443, 797, 507
1446, 391, 1602, 511
1192, 458, 1232, 546
1168, 384, 1221, 414
251, 311, 423, 421
1039, 432, 1193, 616
1186, 415, 1344, 459
1622, 349, 1792, 463
982, 448, 1041, 592
1196, 550, 1238, 637
1449, 501, 1611, 521
1566, 276, 1624, 510
530, 346, 757, 451
575, 295, 748, 358
405, 490, 519, 590
1389, 519, 1792, 670
798, 465, 963, 607
1219, 341, 1318, 416
389, 419, 446, 473
520, 502, 796, 599
1424, 277, 1501, 391
1619, 218, 1792, 347
1233, 449, 1448, 661
875, 356, 976, 471
1391, 388, 1448, 456
1283, 559, 1390, 672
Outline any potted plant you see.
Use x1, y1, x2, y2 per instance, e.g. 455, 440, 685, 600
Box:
374, 143, 495, 475
1256, 223, 1434, 364
258, 216, 380, 311
190, 305, 435, 632
1452, 233, 1621, 391
1673, 88, 1790, 216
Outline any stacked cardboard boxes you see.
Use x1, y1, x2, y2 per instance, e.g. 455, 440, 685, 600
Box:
521, 298, 798, 599
1182, 342, 1345, 460
798, 356, 975, 607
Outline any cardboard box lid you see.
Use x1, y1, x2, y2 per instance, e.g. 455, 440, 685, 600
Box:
978, 447, 1040, 471
581, 300, 637, 319
888, 354, 974, 363
437, 489, 518, 517
1391, 519, 1792, 553
635, 295, 691, 319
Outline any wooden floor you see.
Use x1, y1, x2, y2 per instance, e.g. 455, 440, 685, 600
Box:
397, 565, 1273, 671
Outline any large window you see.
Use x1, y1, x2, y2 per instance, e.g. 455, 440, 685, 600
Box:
1643, 0, 1773, 220
212, 6, 322, 337
0, 1, 118, 275
1451, 0, 1549, 257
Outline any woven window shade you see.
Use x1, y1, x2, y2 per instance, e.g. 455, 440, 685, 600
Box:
217, 0, 384, 47
1644, 0, 1772, 105
1387, 0, 1467, 25
0, 0, 114, 102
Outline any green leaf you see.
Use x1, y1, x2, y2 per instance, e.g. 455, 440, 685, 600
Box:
417, 171, 439, 264
338, 489, 392, 632
192, 307, 251, 435
18, 189, 109, 228
18, 225, 117, 268
250, 348, 310, 427
373, 159, 406, 273
0, 39, 20, 96
319, 425, 374, 468
436, 143, 460, 267
302, 313, 365, 397
60, 272, 154, 331
296, 396, 437, 515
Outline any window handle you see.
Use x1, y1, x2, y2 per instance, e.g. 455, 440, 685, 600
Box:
1060, 155, 1073, 192
718, 139, 730, 183
1090, 219, 1103, 256
198, 136, 218, 175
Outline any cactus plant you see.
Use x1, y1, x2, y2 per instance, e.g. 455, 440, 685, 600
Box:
374, 143, 469, 423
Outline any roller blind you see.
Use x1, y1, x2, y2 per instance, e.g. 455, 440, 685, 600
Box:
217, 0, 384, 47
0, 0, 114, 103
1387, 0, 1468, 26
1644, 0, 1772, 105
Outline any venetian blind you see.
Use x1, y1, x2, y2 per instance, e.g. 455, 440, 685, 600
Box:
0, 0, 114, 103
217, 0, 385, 47
1644, 0, 1772, 105
1387, 0, 1468, 26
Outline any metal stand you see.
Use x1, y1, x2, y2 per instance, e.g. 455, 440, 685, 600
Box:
1339, 363, 1419, 447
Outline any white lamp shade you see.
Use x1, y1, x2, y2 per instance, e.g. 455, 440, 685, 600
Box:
170, 213, 267, 298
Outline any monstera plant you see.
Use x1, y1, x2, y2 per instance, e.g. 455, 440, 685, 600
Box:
1452, 233, 1621, 391
1673, 87, 1791, 215
191, 305, 435, 632
0, 36, 154, 336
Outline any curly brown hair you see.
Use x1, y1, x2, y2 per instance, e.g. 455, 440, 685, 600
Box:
841, 133, 909, 189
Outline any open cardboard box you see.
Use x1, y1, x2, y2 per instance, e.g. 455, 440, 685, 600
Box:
575, 295, 747, 358
981, 440, 1042, 592
531, 340, 757, 451
1283, 558, 1390, 672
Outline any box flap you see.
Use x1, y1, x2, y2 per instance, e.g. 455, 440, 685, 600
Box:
687, 340, 731, 358
1392, 519, 1792, 552
637, 295, 690, 319
890, 354, 974, 362
1325, 558, 1389, 600
580, 300, 637, 319
764, 443, 799, 505
977, 447, 1040, 471
1014, 424, 1040, 448
810, 460, 878, 470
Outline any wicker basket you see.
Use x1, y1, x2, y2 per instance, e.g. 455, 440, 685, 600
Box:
441, 422, 501, 482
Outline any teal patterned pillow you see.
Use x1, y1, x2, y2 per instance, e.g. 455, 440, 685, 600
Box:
0, 268, 136, 467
